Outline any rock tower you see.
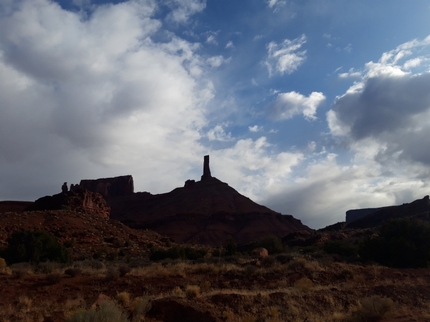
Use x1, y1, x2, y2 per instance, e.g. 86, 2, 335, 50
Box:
201, 155, 212, 181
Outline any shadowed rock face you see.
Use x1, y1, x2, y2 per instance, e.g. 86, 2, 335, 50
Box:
0, 201, 33, 213
323, 195, 430, 232
109, 176, 310, 245
346, 208, 383, 222
347, 195, 430, 229
29, 188, 110, 219
79, 175, 134, 198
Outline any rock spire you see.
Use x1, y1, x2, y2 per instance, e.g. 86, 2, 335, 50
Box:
201, 155, 212, 181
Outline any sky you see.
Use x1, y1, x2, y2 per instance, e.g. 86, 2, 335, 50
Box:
1, 0, 430, 229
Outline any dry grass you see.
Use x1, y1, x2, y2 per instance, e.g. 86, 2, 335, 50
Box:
131, 296, 151, 321
116, 292, 131, 307
185, 285, 200, 299
0, 255, 428, 321
294, 277, 313, 291
353, 295, 395, 321
171, 286, 185, 297
17, 296, 33, 313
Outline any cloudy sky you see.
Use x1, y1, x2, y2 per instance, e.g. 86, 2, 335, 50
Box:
1, 0, 430, 229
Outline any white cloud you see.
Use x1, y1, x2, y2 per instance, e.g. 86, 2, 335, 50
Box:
249, 125, 263, 133
0, 0, 214, 198
338, 69, 362, 78
165, 0, 206, 23
225, 41, 234, 49
318, 35, 430, 228
267, 0, 287, 11
265, 34, 307, 76
207, 124, 233, 142
267, 91, 326, 121
263, 152, 429, 228
211, 137, 304, 200
207, 55, 229, 68
403, 57, 427, 70
206, 34, 217, 45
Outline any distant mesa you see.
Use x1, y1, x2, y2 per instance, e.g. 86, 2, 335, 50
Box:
320, 195, 430, 232
345, 195, 430, 229
346, 208, 388, 223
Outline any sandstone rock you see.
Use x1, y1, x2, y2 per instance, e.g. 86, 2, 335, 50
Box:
201, 155, 212, 181
79, 175, 134, 198
0, 201, 33, 214
29, 188, 110, 219
251, 247, 269, 258
108, 156, 311, 245
61, 182, 68, 193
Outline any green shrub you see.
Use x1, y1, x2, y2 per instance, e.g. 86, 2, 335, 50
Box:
2, 230, 70, 264
359, 218, 430, 268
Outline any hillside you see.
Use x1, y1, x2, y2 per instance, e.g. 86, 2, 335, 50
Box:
108, 176, 310, 245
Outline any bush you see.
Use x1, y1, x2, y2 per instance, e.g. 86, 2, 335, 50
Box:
65, 268, 82, 277
131, 296, 151, 318
185, 285, 200, 299
275, 253, 293, 264
354, 296, 394, 321
225, 238, 237, 256
46, 273, 62, 284
323, 240, 359, 257
261, 256, 276, 267
149, 246, 207, 261
252, 235, 284, 254
67, 300, 129, 322
119, 265, 131, 277
2, 230, 70, 264
359, 218, 430, 268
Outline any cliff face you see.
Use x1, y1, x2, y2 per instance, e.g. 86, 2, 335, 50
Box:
29, 188, 110, 219
346, 208, 383, 222
79, 175, 134, 198
346, 195, 430, 229
0, 201, 33, 214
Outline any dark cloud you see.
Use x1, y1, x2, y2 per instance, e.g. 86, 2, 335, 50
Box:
332, 73, 430, 141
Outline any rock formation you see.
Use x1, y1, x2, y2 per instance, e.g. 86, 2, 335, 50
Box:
29, 187, 110, 219
322, 195, 430, 231
0, 201, 33, 214
201, 155, 212, 181
79, 175, 134, 198
61, 182, 68, 193
346, 208, 383, 222
347, 195, 430, 229
108, 156, 310, 245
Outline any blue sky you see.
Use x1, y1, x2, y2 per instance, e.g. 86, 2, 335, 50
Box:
1, 0, 430, 228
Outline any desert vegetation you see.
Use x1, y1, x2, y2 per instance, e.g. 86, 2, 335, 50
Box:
1, 219, 430, 321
